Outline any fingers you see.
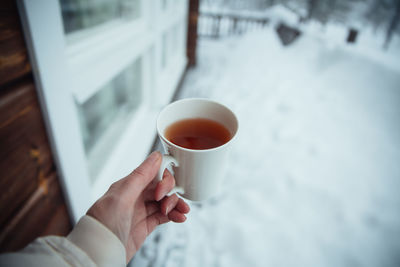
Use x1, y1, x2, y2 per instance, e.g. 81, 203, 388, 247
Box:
167, 210, 187, 223
146, 209, 185, 233
161, 195, 190, 215
123, 151, 162, 199
146, 212, 170, 233
159, 194, 190, 223
145, 201, 159, 217
175, 198, 190, 214
154, 169, 175, 201
160, 194, 179, 215
145, 197, 189, 232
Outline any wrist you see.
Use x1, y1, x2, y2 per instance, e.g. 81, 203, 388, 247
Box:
67, 215, 126, 266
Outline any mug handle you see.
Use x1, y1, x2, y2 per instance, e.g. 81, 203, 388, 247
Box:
157, 154, 185, 196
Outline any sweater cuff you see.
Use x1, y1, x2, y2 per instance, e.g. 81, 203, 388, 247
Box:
67, 215, 126, 267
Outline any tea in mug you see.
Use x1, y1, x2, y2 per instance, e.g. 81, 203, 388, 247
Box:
165, 118, 231, 150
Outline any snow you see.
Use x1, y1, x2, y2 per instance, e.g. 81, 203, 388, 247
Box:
297, 22, 400, 73
265, 4, 300, 26
131, 15, 400, 267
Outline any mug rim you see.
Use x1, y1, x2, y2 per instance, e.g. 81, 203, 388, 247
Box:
156, 98, 239, 153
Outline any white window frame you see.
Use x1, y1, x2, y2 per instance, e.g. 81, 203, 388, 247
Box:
17, 0, 188, 222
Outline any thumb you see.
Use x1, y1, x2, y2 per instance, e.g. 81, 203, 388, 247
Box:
124, 151, 162, 199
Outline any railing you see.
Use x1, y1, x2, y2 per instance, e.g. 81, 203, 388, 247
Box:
198, 12, 270, 38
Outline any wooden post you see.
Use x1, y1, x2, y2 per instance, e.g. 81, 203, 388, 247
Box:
186, 0, 199, 67
384, 0, 400, 49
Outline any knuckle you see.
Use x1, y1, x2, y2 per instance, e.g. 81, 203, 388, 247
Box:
109, 181, 119, 191
132, 167, 146, 178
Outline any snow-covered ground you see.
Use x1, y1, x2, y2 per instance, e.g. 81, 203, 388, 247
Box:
131, 21, 400, 267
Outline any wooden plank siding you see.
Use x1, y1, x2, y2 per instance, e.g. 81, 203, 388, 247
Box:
0, 0, 31, 86
0, 0, 72, 253
187, 0, 199, 66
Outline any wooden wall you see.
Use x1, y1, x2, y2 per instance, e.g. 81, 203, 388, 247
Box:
187, 0, 199, 67
0, 0, 72, 252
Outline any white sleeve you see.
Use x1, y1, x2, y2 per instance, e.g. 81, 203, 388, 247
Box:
0, 215, 126, 267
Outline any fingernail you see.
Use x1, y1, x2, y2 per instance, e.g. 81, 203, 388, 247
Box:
165, 205, 170, 215
157, 190, 168, 202
155, 181, 165, 202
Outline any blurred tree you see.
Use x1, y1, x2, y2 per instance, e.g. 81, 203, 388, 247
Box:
330, 0, 353, 24
364, 0, 395, 32
306, 0, 364, 25
307, 0, 317, 20
384, 0, 400, 49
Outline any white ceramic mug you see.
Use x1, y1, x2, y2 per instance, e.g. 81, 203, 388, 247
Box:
156, 98, 238, 201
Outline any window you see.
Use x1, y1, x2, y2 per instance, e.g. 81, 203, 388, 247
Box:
162, 0, 168, 10
18, 0, 189, 221
172, 23, 180, 56
60, 0, 141, 34
162, 32, 168, 69
76, 58, 142, 181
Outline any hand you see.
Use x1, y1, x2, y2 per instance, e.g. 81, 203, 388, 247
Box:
87, 151, 190, 263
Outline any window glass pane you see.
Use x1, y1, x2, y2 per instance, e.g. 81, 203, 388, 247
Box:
161, 0, 167, 10
179, 23, 185, 54
76, 58, 142, 181
60, 0, 141, 34
172, 24, 179, 56
161, 33, 167, 69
